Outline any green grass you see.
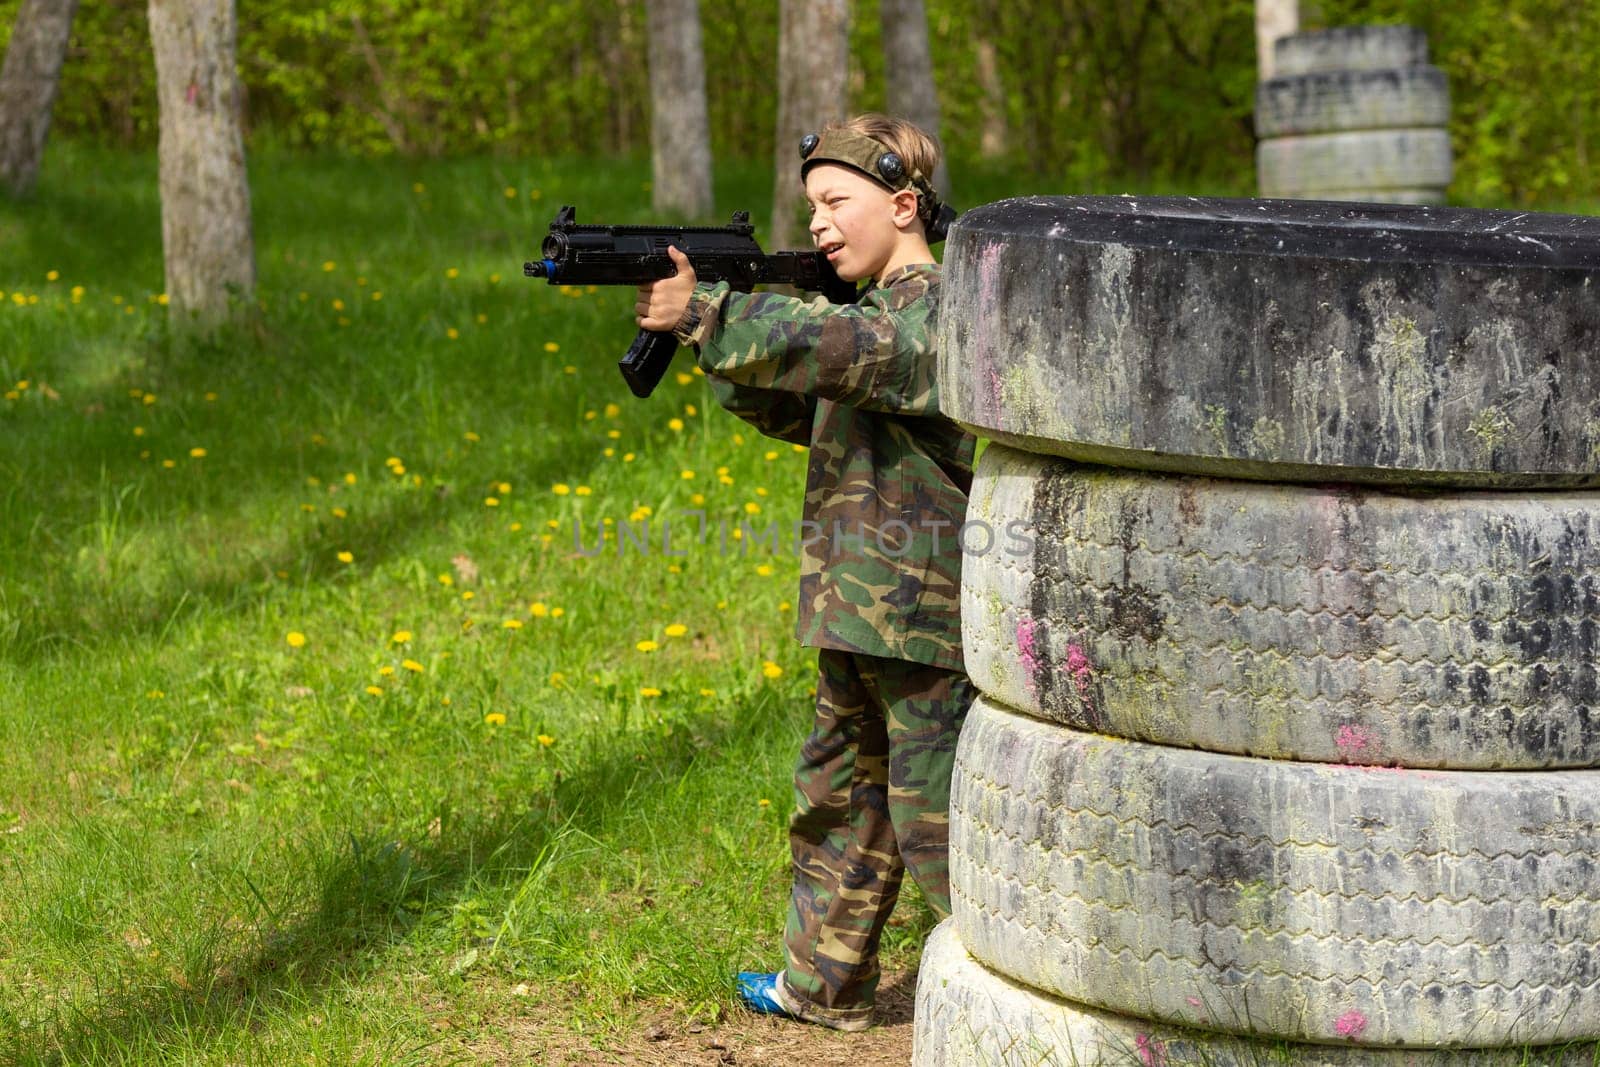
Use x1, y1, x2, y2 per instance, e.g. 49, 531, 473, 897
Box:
0, 142, 1006, 1064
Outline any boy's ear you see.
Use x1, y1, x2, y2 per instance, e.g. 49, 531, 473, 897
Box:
890, 188, 922, 230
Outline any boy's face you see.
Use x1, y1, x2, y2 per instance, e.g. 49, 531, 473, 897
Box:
804, 163, 915, 283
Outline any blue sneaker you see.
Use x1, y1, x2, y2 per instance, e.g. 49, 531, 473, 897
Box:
734, 971, 873, 1031
735, 971, 793, 1019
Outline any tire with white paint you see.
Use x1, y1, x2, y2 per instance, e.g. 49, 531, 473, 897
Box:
1273, 25, 1429, 77
1255, 67, 1449, 138
913, 919, 1568, 1066
961, 443, 1600, 770
938, 195, 1600, 488
948, 696, 1600, 1048
1257, 129, 1452, 198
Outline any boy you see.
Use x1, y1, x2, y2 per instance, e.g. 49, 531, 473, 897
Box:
636, 114, 975, 1032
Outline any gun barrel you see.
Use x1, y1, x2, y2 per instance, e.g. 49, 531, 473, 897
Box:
523, 259, 554, 279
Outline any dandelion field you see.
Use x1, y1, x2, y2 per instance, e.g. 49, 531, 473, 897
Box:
0, 143, 999, 1065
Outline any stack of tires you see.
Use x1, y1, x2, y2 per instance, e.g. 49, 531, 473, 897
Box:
914, 195, 1600, 1065
1257, 25, 1452, 204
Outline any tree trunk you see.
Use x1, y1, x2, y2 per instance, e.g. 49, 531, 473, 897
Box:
1256, 0, 1298, 81
974, 32, 1008, 160
879, 0, 948, 197
770, 0, 848, 250
148, 0, 255, 328
645, 0, 712, 218
0, 0, 79, 197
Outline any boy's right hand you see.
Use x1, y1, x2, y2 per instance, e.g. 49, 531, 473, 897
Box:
635, 245, 698, 332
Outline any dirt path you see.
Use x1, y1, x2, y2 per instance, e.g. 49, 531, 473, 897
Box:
473, 969, 917, 1066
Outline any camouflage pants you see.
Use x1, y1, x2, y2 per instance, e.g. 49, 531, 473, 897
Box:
778, 648, 975, 1029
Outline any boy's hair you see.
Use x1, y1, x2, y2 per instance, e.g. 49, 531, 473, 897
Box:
824, 114, 943, 186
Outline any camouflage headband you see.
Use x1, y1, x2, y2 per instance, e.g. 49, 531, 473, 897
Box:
799, 128, 941, 225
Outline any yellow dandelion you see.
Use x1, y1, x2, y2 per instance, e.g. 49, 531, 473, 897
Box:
497, 481, 512, 494
699, 688, 716, 697
464, 431, 480, 442
685, 404, 698, 416
379, 665, 396, 677
446, 267, 460, 279
322, 260, 336, 272
286, 631, 307, 648
607, 430, 621, 440
691, 493, 705, 506
604, 403, 621, 417
668, 418, 684, 432
756, 564, 775, 577
504, 186, 517, 199
779, 601, 792, 612
792, 443, 808, 453
205, 391, 218, 401
574, 485, 592, 496
675, 372, 694, 386
331, 298, 345, 311
132, 426, 145, 436
46, 270, 59, 281
365, 685, 384, 696
744, 502, 761, 515
759, 799, 772, 808
503, 619, 523, 630
300, 503, 316, 512
402, 659, 424, 673
190, 447, 207, 459
484, 496, 500, 507
509, 522, 523, 532
438, 573, 454, 586
537, 733, 555, 746
552, 483, 571, 495
447, 328, 459, 340
143, 392, 157, 405
563, 365, 576, 375
764, 450, 779, 461
548, 672, 566, 687
461, 591, 475, 601
161, 459, 176, 469
640, 687, 662, 698
391, 630, 412, 644
551, 607, 565, 618
623, 453, 636, 462
680, 470, 695, 480
762, 661, 784, 679
636, 639, 659, 653
412, 182, 425, 193
337, 551, 354, 564
489, 273, 501, 284
543, 341, 560, 353
485, 711, 508, 725
372, 291, 383, 301
529, 602, 549, 617
664, 624, 688, 638
331, 507, 347, 518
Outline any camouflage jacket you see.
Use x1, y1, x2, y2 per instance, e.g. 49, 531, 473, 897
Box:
674, 263, 974, 672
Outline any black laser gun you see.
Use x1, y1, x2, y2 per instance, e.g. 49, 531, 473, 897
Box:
524, 206, 858, 398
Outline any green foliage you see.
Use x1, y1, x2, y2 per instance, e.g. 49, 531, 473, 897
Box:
0, 1, 1594, 200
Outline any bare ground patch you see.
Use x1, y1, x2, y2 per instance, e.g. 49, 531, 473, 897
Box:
467, 968, 918, 1066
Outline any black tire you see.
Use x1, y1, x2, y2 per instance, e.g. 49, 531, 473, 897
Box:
1273, 25, 1428, 77
1258, 129, 1452, 198
913, 920, 1576, 1066
1255, 67, 1449, 138
938, 195, 1600, 488
949, 696, 1600, 1048
962, 443, 1600, 770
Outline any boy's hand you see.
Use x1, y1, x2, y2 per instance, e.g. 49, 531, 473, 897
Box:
635, 245, 698, 332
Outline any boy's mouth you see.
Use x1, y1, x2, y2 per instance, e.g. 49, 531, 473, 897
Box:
820, 241, 844, 261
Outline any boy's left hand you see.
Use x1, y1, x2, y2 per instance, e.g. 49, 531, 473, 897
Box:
635, 245, 698, 332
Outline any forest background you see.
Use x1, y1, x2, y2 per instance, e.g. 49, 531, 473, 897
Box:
2, 0, 1596, 208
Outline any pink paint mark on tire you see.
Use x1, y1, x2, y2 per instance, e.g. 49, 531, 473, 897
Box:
1017, 618, 1040, 690
1334, 1010, 1368, 1040
1065, 642, 1094, 699
1335, 723, 1377, 759
1135, 1033, 1167, 1066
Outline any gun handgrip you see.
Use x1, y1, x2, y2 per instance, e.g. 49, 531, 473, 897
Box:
619, 329, 679, 398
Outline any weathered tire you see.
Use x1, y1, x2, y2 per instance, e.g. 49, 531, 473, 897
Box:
949, 697, 1600, 1048
962, 443, 1600, 770
1255, 67, 1449, 137
913, 920, 1584, 1066
938, 195, 1600, 488
1274, 26, 1428, 78
1258, 129, 1452, 197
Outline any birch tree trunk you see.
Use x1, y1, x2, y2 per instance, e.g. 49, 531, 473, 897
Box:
1256, 0, 1298, 81
879, 0, 948, 197
0, 0, 79, 197
770, 0, 848, 250
645, 0, 712, 218
148, 0, 255, 327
